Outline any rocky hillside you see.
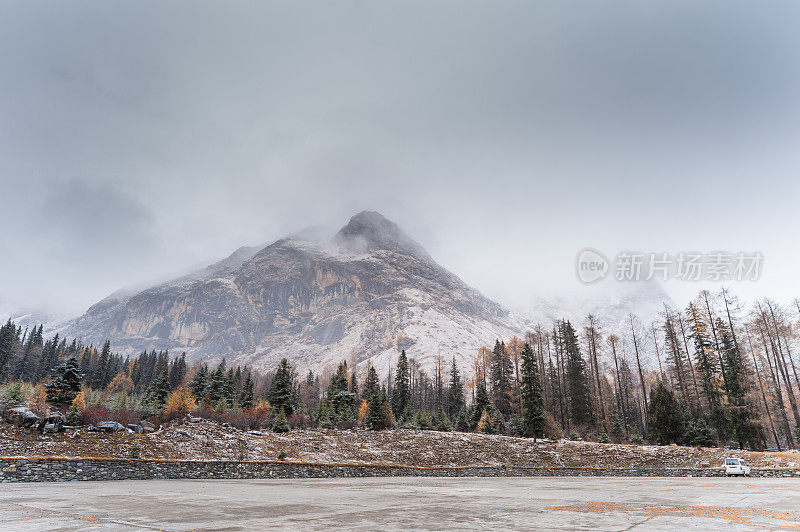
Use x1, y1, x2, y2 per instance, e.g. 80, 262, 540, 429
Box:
64, 212, 527, 375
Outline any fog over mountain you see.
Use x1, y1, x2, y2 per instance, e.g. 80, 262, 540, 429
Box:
40, 211, 670, 375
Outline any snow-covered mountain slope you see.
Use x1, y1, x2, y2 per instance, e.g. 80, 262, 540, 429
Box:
516, 280, 674, 368
62, 212, 528, 376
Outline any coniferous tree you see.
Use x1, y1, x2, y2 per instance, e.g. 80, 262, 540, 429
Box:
490, 340, 514, 417
472, 380, 491, 429
150, 366, 172, 410
239, 373, 255, 409
646, 382, 686, 445
446, 357, 465, 419
520, 342, 546, 439
392, 350, 410, 419
367, 391, 391, 430
560, 320, 593, 427
268, 358, 295, 416
208, 359, 227, 401
0, 320, 17, 380
170, 353, 187, 389
273, 407, 289, 433
45, 356, 83, 407
189, 364, 209, 400
363, 365, 380, 402
327, 361, 355, 420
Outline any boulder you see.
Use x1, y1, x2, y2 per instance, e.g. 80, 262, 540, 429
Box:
141, 420, 155, 433
127, 424, 144, 434
37, 413, 65, 433
96, 421, 126, 433
3, 406, 40, 428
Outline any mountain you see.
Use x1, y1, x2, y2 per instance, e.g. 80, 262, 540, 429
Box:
516, 280, 675, 367
63, 211, 528, 376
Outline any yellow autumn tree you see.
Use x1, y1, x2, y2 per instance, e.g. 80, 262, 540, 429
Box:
357, 399, 369, 425
477, 410, 493, 434
163, 386, 197, 420
72, 389, 87, 412
105, 372, 134, 395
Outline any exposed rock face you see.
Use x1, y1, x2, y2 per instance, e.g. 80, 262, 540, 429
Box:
64, 212, 526, 375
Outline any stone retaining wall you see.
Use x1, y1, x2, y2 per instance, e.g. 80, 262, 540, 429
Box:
2, 457, 800, 482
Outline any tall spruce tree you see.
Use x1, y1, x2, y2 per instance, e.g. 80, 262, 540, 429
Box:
447, 357, 465, 418
363, 365, 380, 402
520, 342, 546, 439
560, 320, 593, 427
269, 358, 295, 416
472, 380, 491, 429
490, 340, 514, 417
392, 350, 410, 419
239, 373, 255, 409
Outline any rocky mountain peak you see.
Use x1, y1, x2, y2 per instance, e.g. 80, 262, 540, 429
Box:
334, 211, 431, 260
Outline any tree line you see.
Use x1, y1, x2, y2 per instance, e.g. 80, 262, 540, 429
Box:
1, 287, 799, 449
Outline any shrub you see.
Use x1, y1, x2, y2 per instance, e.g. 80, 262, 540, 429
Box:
569, 429, 581, 441
80, 406, 141, 426
0, 380, 31, 408
65, 403, 82, 425
598, 426, 610, 443
630, 433, 645, 444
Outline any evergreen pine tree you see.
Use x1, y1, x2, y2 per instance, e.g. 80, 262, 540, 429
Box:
273, 407, 289, 433
363, 365, 380, 402
646, 382, 686, 445
446, 357, 465, 419
189, 364, 209, 400
520, 342, 546, 439
490, 340, 514, 417
472, 380, 491, 429
391, 350, 410, 420
150, 367, 172, 410
239, 373, 255, 409
560, 320, 593, 427
268, 358, 295, 416
45, 357, 83, 407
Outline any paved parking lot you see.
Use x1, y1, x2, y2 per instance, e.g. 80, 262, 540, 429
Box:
2, 476, 799, 530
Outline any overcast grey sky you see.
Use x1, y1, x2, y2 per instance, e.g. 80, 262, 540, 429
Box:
1, 1, 799, 316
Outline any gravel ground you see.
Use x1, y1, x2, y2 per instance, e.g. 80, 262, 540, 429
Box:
4, 419, 800, 469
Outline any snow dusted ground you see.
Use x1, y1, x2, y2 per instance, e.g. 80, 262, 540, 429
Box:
3, 419, 799, 470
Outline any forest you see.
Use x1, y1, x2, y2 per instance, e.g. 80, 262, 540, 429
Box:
1, 287, 799, 451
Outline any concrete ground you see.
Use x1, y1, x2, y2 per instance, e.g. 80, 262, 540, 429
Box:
1, 477, 799, 531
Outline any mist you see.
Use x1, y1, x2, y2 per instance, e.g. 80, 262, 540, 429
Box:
2, 1, 799, 317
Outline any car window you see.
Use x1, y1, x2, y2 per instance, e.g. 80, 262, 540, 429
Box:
725, 459, 737, 465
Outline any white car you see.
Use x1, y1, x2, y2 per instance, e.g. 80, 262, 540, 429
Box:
724, 458, 751, 477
